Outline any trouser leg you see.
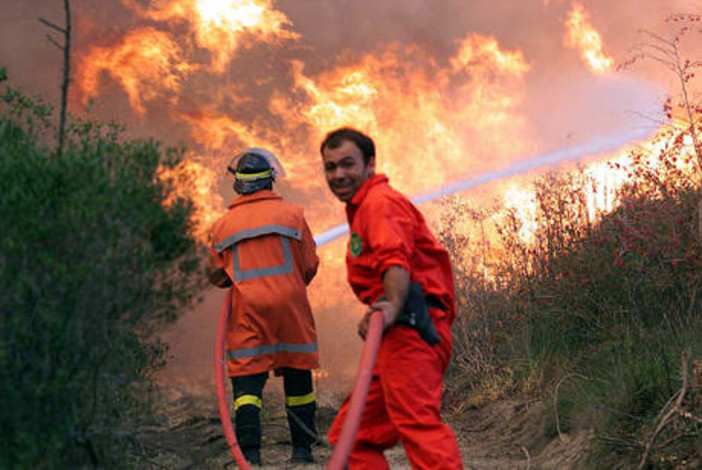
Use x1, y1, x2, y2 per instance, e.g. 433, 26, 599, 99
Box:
380, 321, 463, 469
282, 368, 317, 451
328, 374, 399, 470
232, 372, 268, 457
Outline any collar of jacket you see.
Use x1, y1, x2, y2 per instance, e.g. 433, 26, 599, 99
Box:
228, 189, 281, 209
345, 173, 389, 223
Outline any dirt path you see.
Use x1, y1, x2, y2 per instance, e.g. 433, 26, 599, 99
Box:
139, 387, 591, 469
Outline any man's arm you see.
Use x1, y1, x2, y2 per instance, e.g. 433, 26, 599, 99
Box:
300, 217, 319, 285
358, 265, 409, 339
207, 246, 232, 288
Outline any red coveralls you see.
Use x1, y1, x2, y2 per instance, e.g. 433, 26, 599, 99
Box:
328, 174, 463, 469
208, 190, 319, 376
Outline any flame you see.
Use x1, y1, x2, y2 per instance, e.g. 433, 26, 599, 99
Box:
166, 33, 535, 242
564, 1, 614, 74
123, 0, 297, 72
269, 36, 533, 196
155, 160, 223, 243
451, 35, 530, 77
71, 2, 691, 293
77, 0, 296, 114
502, 183, 539, 244
191, 0, 298, 72
496, 122, 699, 246
77, 27, 195, 114
57, 1, 702, 388
177, 109, 262, 152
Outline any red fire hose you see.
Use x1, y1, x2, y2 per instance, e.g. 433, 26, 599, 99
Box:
326, 311, 385, 470
215, 289, 250, 470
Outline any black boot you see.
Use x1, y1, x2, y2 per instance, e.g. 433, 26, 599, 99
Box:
283, 368, 317, 464
232, 373, 268, 466
242, 447, 262, 465
290, 446, 314, 463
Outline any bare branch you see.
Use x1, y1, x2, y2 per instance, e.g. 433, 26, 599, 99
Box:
58, 0, 71, 156
598, 436, 641, 449
642, 43, 677, 60
46, 33, 63, 50
637, 350, 691, 469
38, 17, 66, 34
640, 54, 677, 71
521, 445, 532, 469
638, 30, 673, 48
38, 2, 72, 157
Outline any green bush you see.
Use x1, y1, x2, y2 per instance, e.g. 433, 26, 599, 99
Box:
0, 80, 202, 467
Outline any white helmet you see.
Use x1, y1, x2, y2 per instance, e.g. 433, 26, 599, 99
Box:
227, 148, 286, 194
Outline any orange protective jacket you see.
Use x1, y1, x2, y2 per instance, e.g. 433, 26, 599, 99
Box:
344, 174, 456, 323
209, 190, 319, 377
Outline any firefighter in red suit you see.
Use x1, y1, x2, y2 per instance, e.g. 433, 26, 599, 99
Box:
321, 128, 463, 469
208, 148, 319, 465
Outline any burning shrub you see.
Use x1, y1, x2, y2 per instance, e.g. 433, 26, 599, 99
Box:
441, 115, 700, 466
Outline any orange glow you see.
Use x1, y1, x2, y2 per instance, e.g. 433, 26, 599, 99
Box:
502, 183, 539, 244
123, 0, 297, 72
191, 0, 298, 72
155, 160, 223, 243
494, 122, 699, 246
77, 0, 296, 114
56, 1, 701, 390
451, 34, 530, 78
271, 36, 533, 196
72, 3, 688, 276
162, 33, 535, 244
177, 109, 262, 152
76, 27, 195, 115
564, 1, 614, 74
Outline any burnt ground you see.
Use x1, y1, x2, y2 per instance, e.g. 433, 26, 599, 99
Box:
136, 386, 593, 469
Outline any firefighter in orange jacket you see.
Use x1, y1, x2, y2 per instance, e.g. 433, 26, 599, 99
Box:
321, 128, 463, 469
208, 148, 319, 465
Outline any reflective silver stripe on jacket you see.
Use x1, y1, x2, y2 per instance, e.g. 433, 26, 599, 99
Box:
215, 224, 302, 281
227, 342, 318, 360
215, 225, 302, 253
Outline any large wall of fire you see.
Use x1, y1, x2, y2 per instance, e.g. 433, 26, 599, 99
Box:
1, 0, 698, 389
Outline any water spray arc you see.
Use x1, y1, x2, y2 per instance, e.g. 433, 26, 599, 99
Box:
314, 127, 656, 246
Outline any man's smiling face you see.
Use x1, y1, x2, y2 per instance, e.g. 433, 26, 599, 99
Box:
321, 139, 375, 203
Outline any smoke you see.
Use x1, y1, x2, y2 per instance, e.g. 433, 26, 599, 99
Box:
1, 0, 699, 394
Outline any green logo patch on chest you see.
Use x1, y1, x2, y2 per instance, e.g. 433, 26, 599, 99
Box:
349, 232, 363, 257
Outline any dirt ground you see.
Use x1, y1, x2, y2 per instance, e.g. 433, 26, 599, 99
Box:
139, 385, 592, 469
147, 292, 592, 468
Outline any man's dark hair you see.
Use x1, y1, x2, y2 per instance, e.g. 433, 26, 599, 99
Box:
320, 127, 375, 165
